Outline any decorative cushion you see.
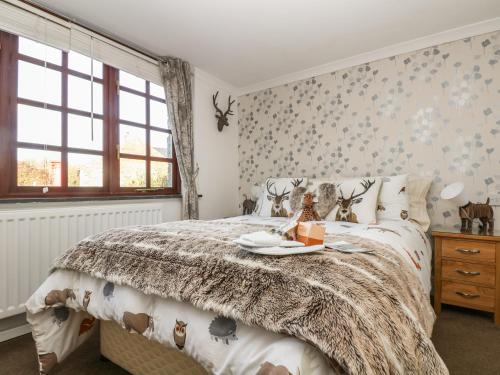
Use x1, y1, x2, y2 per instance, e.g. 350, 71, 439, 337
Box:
290, 181, 336, 219
376, 174, 410, 221
257, 177, 308, 217
326, 177, 382, 224
289, 187, 306, 214
407, 175, 433, 231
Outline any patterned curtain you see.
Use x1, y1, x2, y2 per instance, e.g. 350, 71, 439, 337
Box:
159, 57, 199, 219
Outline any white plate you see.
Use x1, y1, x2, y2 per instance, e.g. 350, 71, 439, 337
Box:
239, 244, 325, 256
233, 238, 305, 248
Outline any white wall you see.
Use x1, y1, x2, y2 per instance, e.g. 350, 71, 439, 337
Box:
193, 68, 240, 219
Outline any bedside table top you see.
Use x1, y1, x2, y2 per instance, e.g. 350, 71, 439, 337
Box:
432, 228, 500, 241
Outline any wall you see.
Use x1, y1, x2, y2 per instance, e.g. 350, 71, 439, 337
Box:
238, 30, 500, 229
193, 69, 240, 219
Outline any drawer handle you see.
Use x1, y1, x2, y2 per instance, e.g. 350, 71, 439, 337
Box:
456, 291, 480, 299
456, 248, 480, 254
455, 269, 480, 276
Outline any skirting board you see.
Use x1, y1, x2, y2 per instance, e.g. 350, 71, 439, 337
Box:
0, 324, 31, 343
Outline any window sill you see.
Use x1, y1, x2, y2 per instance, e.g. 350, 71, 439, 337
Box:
0, 194, 188, 204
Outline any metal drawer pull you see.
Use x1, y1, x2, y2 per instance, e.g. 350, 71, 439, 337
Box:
456, 291, 480, 299
455, 269, 480, 276
456, 248, 480, 254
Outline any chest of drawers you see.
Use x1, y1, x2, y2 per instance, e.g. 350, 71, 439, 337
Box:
433, 230, 500, 326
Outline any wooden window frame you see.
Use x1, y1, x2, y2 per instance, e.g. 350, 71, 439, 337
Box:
0, 31, 180, 199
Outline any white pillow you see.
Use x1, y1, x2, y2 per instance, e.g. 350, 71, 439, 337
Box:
407, 175, 433, 231
326, 177, 382, 224
377, 174, 410, 221
258, 177, 308, 217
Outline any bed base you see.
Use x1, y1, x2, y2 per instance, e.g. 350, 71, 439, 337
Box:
100, 320, 208, 375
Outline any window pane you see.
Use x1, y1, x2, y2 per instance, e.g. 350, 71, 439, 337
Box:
120, 71, 145, 92
150, 83, 165, 99
68, 75, 103, 114
151, 161, 173, 188
17, 148, 61, 186
68, 51, 103, 78
119, 91, 146, 124
18, 37, 62, 65
120, 158, 146, 187
68, 153, 103, 187
150, 130, 172, 158
18, 61, 61, 105
68, 114, 103, 151
17, 104, 61, 146
150, 99, 168, 129
120, 124, 146, 155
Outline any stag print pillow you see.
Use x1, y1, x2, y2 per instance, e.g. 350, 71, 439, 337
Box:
258, 177, 308, 217
376, 174, 410, 221
326, 177, 382, 224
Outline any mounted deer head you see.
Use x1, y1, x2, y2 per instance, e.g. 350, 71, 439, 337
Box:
266, 180, 291, 217
212, 91, 235, 132
336, 179, 375, 223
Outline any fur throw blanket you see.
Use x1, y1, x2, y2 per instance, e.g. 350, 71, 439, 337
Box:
52, 220, 447, 374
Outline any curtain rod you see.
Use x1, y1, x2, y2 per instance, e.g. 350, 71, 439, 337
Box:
10, 0, 162, 63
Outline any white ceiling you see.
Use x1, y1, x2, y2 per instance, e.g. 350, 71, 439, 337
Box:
31, 0, 500, 88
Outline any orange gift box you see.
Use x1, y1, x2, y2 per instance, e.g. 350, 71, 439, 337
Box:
296, 222, 325, 246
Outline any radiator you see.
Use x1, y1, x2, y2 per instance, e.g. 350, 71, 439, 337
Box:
0, 202, 164, 320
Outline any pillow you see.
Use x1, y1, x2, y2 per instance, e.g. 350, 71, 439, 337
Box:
289, 186, 306, 213
377, 174, 410, 221
326, 177, 382, 224
407, 175, 433, 231
258, 177, 308, 217
289, 182, 336, 219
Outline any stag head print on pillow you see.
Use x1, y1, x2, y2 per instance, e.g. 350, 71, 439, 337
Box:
327, 177, 382, 224
257, 177, 308, 217
266, 180, 291, 217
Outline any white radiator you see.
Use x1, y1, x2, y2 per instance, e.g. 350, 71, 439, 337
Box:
0, 202, 164, 320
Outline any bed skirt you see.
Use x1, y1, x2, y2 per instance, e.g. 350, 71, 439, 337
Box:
100, 320, 208, 375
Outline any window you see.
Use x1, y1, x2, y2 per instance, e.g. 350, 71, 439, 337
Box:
118, 71, 174, 190
0, 31, 179, 198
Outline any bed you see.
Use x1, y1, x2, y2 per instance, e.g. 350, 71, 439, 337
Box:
26, 215, 447, 374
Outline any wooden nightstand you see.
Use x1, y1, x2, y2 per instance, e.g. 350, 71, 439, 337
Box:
433, 229, 500, 326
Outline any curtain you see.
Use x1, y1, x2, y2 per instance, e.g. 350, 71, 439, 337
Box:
159, 57, 199, 219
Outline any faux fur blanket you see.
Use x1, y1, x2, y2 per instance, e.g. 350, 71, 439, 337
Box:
52, 220, 447, 375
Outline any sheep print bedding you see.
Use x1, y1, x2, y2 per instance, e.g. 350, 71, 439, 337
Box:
26, 216, 447, 375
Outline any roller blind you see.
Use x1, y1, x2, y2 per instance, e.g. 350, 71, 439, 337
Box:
0, 0, 161, 84
70, 26, 162, 85
0, 1, 70, 51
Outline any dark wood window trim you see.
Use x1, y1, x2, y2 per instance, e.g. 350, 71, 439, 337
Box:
0, 30, 181, 199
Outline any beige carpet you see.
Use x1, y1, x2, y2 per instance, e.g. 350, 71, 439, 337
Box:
1, 305, 499, 375
432, 305, 500, 375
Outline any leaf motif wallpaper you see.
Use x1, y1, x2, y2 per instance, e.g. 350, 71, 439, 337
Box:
238, 30, 500, 229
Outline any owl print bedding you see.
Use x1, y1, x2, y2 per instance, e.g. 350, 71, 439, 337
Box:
26, 216, 446, 374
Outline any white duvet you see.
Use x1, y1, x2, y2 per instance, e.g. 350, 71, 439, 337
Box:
26, 216, 432, 375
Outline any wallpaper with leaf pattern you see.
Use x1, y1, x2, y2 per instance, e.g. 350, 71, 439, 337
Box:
238, 30, 500, 229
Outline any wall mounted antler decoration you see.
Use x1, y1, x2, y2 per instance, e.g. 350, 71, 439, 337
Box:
212, 91, 235, 132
